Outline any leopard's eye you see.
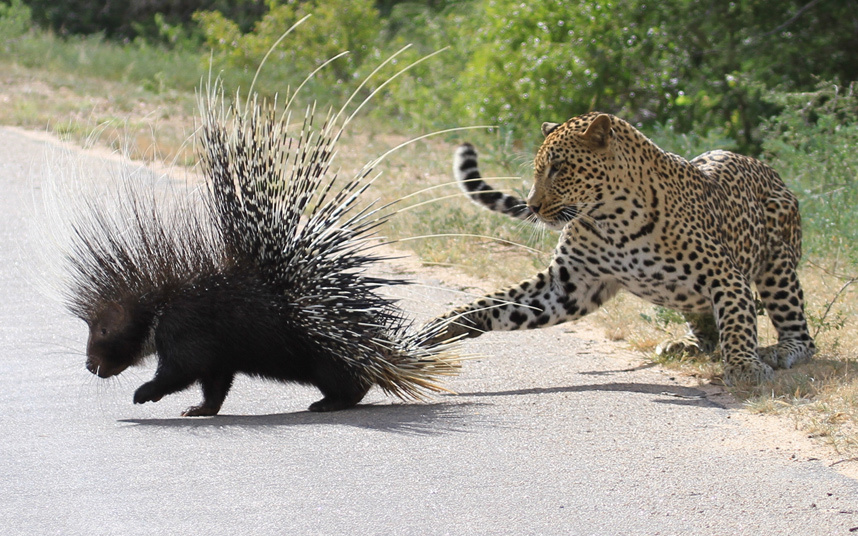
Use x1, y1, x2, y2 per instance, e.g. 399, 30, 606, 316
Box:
549, 162, 562, 175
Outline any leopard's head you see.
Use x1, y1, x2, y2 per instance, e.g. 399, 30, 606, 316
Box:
527, 112, 615, 230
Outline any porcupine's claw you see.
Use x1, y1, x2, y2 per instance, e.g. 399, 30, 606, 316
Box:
181, 404, 221, 417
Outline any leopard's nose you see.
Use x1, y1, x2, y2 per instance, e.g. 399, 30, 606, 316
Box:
527, 202, 541, 215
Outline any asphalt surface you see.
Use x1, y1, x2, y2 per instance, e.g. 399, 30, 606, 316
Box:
1, 127, 857, 535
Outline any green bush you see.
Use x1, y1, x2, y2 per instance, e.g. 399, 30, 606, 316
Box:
0, 0, 31, 45
454, 0, 646, 145
761, 82, 858, 260
646, 122, 736, 160
24, 0, 267, 43
382, 0, 858, 153
195, 0, 380, 99
362, 2, 472, 131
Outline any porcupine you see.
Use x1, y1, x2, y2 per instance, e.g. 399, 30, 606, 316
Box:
54, 81, 460, 417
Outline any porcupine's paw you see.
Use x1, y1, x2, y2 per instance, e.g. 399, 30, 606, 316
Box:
308, 392, 367, 412
133, 382, 164, 405
181, 404, 221, 417
758, 339, 816, 370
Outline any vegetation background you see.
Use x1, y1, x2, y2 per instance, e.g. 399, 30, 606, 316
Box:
1, 0, 856, 453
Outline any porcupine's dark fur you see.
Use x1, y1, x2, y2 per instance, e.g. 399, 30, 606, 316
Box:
61, 82, 459, 416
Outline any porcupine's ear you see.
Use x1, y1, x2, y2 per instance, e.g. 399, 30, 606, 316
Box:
541, 122, 561, 137
580, 114, 613, 148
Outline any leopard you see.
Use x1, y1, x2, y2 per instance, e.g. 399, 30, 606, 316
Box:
427, 112, 816, 384
457, 140, 721, 356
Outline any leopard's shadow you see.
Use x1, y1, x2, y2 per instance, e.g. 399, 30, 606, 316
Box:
455, 381, 726, 409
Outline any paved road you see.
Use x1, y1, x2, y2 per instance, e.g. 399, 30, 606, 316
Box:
1, 127, 857, 535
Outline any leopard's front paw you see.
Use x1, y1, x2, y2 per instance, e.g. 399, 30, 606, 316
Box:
722, 358, 774, 386
759, 339, 816, 370
421, 314, 478, 345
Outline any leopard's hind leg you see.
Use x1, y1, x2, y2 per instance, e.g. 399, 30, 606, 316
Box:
755, 248, 816, 370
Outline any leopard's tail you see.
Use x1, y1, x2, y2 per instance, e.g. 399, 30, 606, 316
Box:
454, 143, 532, 221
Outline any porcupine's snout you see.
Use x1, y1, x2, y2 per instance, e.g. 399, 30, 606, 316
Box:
84, 329, 138, 377
85, 351, 131, 378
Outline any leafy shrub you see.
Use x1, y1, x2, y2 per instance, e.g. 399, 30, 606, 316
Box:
24, 0, 267, 43
646, 122, 736, 160
195, 0, 380, 96
384, 0, 858, 153
453, 0, 649, 146
361, 2, 472, 131
761, 82, 858, 260
0, 0, 31, 45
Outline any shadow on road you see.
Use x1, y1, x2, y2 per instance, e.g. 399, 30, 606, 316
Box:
117, 377, 725, 436
118, 401, 489, 435
456, 381, 725, 409
577, 362, 660, 375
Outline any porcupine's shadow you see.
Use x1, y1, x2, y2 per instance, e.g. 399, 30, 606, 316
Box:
119, 400, 485, 435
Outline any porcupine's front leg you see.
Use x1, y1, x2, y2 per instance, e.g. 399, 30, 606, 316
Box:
134, 362, 235, 416
427, 262, 620, 342
133, 361, 196, 406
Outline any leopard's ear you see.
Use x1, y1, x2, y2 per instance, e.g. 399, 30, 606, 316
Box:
541, 122, 561, 138
581, 114, 612, 148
